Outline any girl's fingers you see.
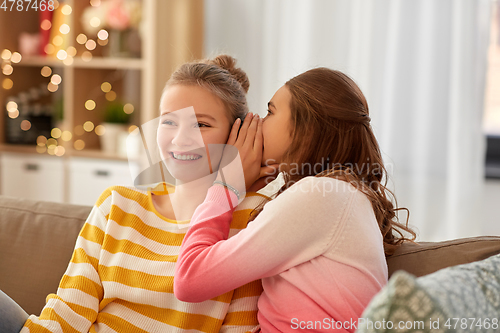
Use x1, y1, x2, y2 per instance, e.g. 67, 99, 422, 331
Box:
253, 117, 263, 151
227, 118, 240, 146
237, 112, 254, 144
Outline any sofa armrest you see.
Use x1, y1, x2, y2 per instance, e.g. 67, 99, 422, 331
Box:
387, 236, 500, 277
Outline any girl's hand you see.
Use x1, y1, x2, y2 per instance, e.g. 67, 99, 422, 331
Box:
217, 112, 269, 193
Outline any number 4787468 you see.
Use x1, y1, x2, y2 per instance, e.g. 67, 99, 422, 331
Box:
0, 0, 55, 11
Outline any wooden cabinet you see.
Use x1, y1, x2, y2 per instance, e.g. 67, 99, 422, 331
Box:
0, 152, 65, 202
0, 0, 203, 201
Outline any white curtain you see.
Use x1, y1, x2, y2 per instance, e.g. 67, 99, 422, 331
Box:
204, 0, 493, 241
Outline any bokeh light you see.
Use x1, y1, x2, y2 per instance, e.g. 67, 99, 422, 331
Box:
74, 140, 85, 150
76, 34, 88, 45
2, 78, 13, 90
85, 99, 96, 110
10, 52, 21, 63
105, 91, 117, 101
124, 103, 134, 114
83, 121, 95, 132
51, 74, 62, 85
51, 128, 62, 138
41, 66, 52, 77
20, 120, 31, 131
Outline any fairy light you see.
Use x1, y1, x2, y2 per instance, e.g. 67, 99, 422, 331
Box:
7, 109, 19, 118
95, 125, 105, 136
63, 56, 74, 66
41, 66, 52, 77
74, 140, 85, 150
90, 0, 101, 6
128, 125, 138, 133
81, 51, 92, 62
46, 138, 57, 148
85, 39, 96, 51
105, 91, 117, 101
83, 121, 95, 132
2, 78, 13, 90
61, 4, 72, 15
51, 128, 62, 138
10, 52, 21, 63
37, 135, 47, 146
97, 29, 109, 40
47, 146, 56, 155
123, 103, 134, 114
20, 120, 31, 131
51, 74, 62, 85
41, 19, 52, 30
44, 44, 55, 55
97, 38, 108, 46
1, 49, 11, 60
2, 64, 13, 75
66, 46, 77, 57
61, 131, 72, 141
85, 99, 96, 110
59, 24, 70, 35
90, 17, 101, 28
6, 101, 17, 112
56, 50, 67, 60
53, 35, 63, 46
101, 82, 112, 93
47, 82, 58, 92
55, 146, 66, 156
76, 34, 87, 45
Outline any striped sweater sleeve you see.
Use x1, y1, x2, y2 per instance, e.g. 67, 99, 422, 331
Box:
21, 192, 109, 332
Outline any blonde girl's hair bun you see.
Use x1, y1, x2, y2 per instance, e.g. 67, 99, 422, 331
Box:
209, 55, 250, 93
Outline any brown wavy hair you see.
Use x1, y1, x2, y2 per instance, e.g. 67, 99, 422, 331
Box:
252, 67, 416, 256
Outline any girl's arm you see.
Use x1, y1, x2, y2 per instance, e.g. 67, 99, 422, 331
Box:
22, 193, 110, 332
174, 177, 354, 302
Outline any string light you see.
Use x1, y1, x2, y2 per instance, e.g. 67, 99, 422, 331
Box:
95, 125, 106, 136
10, 52, 21, 63
76, 34, 88, 45
85, 39, 97, 51
53, 35, 63, 46
1, 49, 11, 60
44, 44, 55, 55
59, 24, 70, 35
83, 121, 95, 132
51, 128, 62, 138
90, 17, 101, 28
66, 46, 77, 57
37, 135, 47, 146
61, 131, 72, 141
41, 66, 52, 77
20, 120, 31, 131
61, 4, 72, 15
2, 64, 13, 75
85, 99, 96, 110
55, 146, 65, 156
36, 145, 47, 154
90, 0, 101, 6
105, 91, 117, 101
74, 140, 85, 150
128, 125, 138, 133
47, 82, 58, 92
41, 19, 52, 30
2, 78, 13, 90
123, 103, 134, 114
56, 50, 67, 60
46, 138, 57, 148
81, 51, 92, 62
97, 29, 109, 40
50, 74, 62, 85
63, 56, 74, 66
101, 82, 112, 92
6, 101, 17, 112
7, 109, 19, 118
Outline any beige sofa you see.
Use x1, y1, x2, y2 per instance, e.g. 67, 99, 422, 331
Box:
1, 195, 500, 316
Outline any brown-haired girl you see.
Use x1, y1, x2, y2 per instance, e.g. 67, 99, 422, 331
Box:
175, 67, 416, 333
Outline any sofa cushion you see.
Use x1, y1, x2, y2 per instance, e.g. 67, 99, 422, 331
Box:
387, 236, 500, 277
357, 253, 500, 333
0, 195, 91, 315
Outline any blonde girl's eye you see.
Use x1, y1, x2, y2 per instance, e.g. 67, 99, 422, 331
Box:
162, 119, 176, 126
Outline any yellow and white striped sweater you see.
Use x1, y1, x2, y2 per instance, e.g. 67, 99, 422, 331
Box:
22, 185, 267, 333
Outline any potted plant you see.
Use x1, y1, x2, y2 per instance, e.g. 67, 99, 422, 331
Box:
100, 101, 131, 155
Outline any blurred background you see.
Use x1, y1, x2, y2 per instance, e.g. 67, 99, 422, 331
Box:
0, 0, 499, 241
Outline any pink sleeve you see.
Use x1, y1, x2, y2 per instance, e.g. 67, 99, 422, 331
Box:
174, 177, 354, 302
